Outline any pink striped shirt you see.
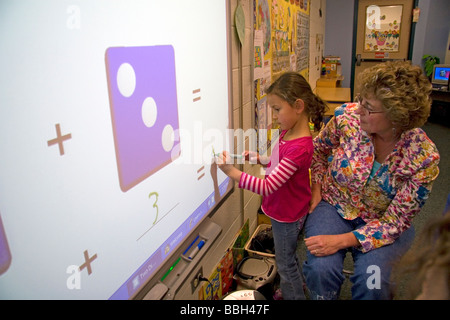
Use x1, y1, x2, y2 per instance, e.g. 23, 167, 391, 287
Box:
239, 131, 313, 222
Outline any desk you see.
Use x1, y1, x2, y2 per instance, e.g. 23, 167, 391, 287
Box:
431, 89, 450, 103
430, 89, 450, 126
315, 87, 351, 116
316, 75, 344, 88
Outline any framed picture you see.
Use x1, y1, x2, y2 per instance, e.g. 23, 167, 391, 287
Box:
364, 5, 403, 52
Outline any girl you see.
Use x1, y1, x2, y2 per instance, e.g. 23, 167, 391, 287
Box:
216, 72, 327, 299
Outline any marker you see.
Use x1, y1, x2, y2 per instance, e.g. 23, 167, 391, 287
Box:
188, 240, 205, 260
212, 147, 243, 159
213, 153, 243, 159
183, 235, 199, 256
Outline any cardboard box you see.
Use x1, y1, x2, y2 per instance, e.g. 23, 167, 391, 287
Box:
323, 56, 341, 78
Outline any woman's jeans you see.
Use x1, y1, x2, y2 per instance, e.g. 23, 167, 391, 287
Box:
303, 201, 414, 300
271, 216, 306, 300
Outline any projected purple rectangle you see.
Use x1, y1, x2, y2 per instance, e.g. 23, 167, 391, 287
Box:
105, 46, 180, 192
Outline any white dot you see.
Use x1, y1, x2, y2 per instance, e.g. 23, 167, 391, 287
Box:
162, 125, 174, 152
116, 63, 136, 97
142, 97, 157, 127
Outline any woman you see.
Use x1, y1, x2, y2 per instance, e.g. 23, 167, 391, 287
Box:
303, 61, 440, 299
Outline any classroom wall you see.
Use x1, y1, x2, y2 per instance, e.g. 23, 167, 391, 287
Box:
324, 0, 354, 88
324, 0, 450, 85
411, 0, 450, 66
309, 0, 327, 90
446, 32, 450, 64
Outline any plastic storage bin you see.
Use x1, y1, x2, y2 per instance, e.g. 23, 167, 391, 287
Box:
244, 224, 275, 258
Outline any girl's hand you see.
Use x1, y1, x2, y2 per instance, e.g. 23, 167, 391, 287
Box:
216, 151, 232, 173
243, 150, 259, 164
243, 151, 270, 166
216, 151, 244, 183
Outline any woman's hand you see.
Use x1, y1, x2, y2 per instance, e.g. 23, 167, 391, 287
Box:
304, 233, 359, 257
309, 183, 322, 213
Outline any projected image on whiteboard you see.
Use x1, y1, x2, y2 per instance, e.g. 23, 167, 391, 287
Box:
0, 0, 232, 300
105, 45, 181, 192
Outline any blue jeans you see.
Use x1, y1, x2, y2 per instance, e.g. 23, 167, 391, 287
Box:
303, 201, 414, 300
271, 217, 306, 300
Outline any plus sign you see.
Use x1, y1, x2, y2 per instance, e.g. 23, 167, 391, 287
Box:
47, 123, 72, 155
79, 250, 97, 275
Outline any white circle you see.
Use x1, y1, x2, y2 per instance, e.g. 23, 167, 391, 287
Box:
116, 63, 136, 97
162, 125, 175, 152
142, 97, 158, 127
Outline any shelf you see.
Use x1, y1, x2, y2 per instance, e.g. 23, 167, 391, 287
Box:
316, 75, 344, 88
314, 87, 351, 116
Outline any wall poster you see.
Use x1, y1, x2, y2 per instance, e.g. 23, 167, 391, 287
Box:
253, 0, 310, 154
364, 5, 403, 52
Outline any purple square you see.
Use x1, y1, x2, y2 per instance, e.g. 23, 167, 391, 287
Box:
105, 46, 180, 192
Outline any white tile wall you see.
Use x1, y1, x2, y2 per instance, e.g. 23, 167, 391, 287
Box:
309, 0, 327, 90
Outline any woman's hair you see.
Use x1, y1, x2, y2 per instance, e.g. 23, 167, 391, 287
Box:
266, 71, 328, 131
358, 61, 432, 132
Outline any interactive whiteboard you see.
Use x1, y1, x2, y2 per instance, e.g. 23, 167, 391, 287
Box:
0, 0, 233, 299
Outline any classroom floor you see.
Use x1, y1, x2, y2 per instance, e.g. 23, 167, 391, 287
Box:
296, 120, 450, 300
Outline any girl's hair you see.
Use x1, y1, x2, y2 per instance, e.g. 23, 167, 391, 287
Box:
357, 61, 432, 131
266, 71, 328, 131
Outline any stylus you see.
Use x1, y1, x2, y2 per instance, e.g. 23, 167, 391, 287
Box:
188, 240, 205, 260
213, 153, 243, 159
183, 235, 199, 256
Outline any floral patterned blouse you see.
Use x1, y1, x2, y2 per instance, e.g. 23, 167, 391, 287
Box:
311, 103, 440, 252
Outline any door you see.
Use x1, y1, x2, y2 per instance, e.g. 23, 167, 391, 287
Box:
352, 0, 414, 96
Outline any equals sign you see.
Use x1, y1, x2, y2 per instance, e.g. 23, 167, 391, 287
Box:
197, 166, 205, 180
193, 88, 201, 102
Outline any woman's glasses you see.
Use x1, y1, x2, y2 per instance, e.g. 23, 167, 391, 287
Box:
355, 95, 385, 115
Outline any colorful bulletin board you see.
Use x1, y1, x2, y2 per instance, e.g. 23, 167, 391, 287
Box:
253, 0, 310, 153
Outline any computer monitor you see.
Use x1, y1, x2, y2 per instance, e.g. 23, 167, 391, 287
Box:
431, 64, 450, 89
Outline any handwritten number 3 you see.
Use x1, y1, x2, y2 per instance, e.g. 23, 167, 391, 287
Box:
148, 192, 159, 225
